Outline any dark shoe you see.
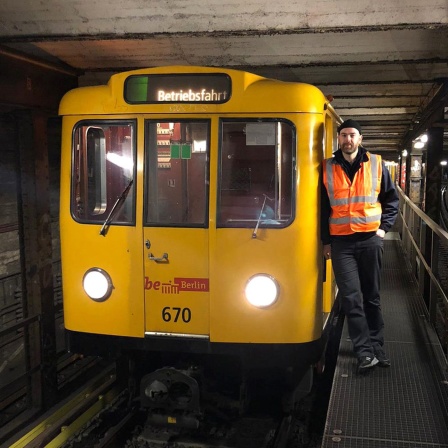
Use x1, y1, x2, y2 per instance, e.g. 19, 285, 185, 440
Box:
357, 356, 379, 373
374, 348, 391, 367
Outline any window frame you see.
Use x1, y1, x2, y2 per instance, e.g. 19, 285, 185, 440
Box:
70, 119, 137, 226
217, 117, 296, 229
143, 119, 211, 228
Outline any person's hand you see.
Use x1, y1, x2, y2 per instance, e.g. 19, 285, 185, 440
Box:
376, 229, 386, 238
323, 244, 331, 260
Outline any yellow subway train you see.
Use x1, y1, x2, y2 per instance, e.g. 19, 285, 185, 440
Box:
59, 66, 339, 416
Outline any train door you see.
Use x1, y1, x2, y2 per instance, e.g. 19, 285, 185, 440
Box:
143, 120, 210, 337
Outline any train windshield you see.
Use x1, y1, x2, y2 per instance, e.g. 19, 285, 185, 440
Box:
71, 121, 136, 225
144, 120, 209, 226
218, 120, 294, 228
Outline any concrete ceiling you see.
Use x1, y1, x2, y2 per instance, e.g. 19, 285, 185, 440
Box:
1, 0, 448, 160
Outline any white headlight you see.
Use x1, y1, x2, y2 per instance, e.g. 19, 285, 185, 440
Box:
83, 268, 113, 301
245, 274, 279, 308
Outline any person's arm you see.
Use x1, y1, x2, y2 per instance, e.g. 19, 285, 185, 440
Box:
378, 161, 399, 233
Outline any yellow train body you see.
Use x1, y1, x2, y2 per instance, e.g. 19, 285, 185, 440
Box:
59, 66, 338, 351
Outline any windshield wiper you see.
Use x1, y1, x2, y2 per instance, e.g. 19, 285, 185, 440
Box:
252, 194, 274, 239
99, 179, 133, 236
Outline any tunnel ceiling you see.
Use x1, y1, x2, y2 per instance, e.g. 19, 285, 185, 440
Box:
1, 0, 448, 160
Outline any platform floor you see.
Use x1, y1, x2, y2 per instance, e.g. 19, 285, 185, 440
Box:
321, 233, 448, 448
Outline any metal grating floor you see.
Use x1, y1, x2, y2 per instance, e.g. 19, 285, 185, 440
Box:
321, 233, 448, 448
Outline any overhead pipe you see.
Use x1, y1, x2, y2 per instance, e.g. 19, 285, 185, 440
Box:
0, 44, 80, 77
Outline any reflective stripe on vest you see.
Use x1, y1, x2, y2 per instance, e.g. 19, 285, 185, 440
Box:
323, 152, 382, 235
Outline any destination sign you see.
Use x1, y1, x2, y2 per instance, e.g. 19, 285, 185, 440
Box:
124, 73, 231, 104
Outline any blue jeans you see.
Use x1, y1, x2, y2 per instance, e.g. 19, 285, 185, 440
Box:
331, 234, 385, 358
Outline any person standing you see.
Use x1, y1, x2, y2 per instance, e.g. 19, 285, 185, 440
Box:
321, 119, 399, 373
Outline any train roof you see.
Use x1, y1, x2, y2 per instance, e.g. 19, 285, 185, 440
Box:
59, 65, 330, 116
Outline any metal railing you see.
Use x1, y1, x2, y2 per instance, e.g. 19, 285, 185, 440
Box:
0, 263, 63, 434
397, 186, 448, 359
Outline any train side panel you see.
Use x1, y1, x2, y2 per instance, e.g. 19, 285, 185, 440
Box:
211, 113, 324, 343
60, 116, 145, 338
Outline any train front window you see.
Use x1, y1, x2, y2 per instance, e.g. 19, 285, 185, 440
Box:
72, 121, 135, 224
144, 121, 209, 226
218, 120, 294, 228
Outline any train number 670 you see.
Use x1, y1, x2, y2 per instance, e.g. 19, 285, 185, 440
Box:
162, 307, 191, 323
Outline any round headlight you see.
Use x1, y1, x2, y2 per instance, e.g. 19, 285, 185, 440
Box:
245, 274, 279, 308
83, 268, 113, 301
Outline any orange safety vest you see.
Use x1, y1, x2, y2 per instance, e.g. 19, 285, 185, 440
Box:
323, 152, 382, 235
